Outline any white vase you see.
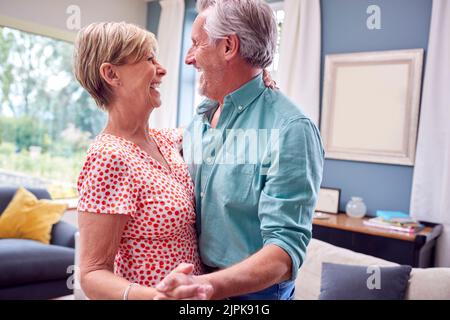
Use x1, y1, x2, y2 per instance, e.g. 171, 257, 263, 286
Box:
346, 197, 367, 218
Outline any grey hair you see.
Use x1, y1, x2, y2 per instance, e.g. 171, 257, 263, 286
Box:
196, 0, 277, 69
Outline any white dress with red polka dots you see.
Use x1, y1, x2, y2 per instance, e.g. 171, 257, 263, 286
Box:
77, 128, 203, 287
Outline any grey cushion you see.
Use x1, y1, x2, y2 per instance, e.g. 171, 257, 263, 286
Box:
319, 262, 412, 300
0, 239, 74, 287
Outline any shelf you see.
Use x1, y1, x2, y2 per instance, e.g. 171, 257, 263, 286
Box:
313, 212, 434, 242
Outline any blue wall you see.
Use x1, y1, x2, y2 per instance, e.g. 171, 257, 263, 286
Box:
320, 0, 432, 215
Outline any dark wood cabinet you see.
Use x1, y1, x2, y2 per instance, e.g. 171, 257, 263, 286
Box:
312, 213, 443, 267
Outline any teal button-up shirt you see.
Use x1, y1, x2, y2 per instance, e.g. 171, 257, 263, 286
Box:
183, 74, 324, 280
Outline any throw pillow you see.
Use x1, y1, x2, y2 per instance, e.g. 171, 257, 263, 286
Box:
319, 262, 412, 300
0, 187, 67, 244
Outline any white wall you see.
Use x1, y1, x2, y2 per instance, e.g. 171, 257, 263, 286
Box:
0, 0, 147, 41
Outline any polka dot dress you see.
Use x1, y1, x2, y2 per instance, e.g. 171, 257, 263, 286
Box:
77, 128, 203, 287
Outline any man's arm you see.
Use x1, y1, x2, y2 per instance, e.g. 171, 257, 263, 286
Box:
156, 118, 324, 300
201, 244, 292, 299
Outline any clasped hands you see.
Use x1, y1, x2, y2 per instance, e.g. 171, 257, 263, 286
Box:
154, 263, 214, 300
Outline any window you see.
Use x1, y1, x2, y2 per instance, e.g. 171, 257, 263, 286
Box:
267, 1, 285, 80
0, 26, 106, 199
192, 2, 285, 108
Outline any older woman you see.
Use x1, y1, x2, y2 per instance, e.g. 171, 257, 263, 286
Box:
74, 22, 209, 300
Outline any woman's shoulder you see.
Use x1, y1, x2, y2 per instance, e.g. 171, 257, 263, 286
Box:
85, 134, 130, 164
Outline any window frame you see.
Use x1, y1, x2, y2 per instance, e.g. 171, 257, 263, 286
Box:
0, 14, 75, 43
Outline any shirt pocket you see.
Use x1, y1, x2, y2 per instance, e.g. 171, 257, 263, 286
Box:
218, 164, 256, 205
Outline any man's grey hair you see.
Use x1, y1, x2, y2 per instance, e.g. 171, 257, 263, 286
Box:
196, 0, 277, 69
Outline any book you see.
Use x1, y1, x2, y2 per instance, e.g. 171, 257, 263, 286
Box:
376, 210, 409, 221
364, 217, 424, 234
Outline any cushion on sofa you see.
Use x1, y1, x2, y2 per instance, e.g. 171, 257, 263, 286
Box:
0, 238, 74, 287
319, 262, 412, 300
295, 239, 397, 300
0, 187, 67, 244
295, 239, 450, 300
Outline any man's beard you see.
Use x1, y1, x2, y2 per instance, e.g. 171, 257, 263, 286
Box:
198, 71, 221, 100
198, 73, 209, 98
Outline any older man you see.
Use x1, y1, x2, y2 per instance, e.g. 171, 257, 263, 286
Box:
156, 0, 324, 300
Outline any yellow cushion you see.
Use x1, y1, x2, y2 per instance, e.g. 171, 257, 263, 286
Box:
0, 187, 67, 244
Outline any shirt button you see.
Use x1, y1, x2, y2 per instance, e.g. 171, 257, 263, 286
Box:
200, 192, 205, 198
238, 105, 243, 111
206, 157, 213, 164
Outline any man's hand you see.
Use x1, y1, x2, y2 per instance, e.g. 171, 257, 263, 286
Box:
263, 69, 278, 89
154, 264, 214, 300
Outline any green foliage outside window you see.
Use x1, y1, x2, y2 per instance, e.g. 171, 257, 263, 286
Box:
0, 26, 106, 199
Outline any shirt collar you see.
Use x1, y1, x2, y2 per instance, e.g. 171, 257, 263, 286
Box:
196, 72, 265, 115
196, 98, 218, 115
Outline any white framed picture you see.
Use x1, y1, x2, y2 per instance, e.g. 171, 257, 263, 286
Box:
315, 187, 341, 214
321, 49, 424, 165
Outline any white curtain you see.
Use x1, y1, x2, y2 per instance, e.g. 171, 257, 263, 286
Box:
277, 0, 321, 125
410, 0, 450, 267
151, 0, 185, 128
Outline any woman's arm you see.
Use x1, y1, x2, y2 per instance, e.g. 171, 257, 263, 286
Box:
78, 211, 158, 300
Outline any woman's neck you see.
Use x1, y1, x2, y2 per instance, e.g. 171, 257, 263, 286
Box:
102, 102, 153, 142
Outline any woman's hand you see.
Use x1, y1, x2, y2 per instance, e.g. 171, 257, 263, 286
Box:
263, 69, 278, 90
154, 263, 214, 300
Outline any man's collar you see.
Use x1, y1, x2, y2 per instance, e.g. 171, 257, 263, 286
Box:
196, 98, 218, 115
195, 73, 265, 115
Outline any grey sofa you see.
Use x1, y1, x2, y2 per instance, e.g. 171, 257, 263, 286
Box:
295, 239, 450, 300
0, 187, 77, 300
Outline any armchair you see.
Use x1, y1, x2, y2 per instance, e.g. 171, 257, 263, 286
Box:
0, 187, 77, 300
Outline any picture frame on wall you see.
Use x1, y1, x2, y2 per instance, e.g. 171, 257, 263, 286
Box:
315, 187, 341, 214
320, 49, 424, 166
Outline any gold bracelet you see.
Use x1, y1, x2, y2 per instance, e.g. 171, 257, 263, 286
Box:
123, 283, 138, 300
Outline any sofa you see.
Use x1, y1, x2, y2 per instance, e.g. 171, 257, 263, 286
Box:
0, 187, 78, 300
295, 238, 450, 300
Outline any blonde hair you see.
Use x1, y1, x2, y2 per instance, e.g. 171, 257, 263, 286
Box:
73, 22, 158, 109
